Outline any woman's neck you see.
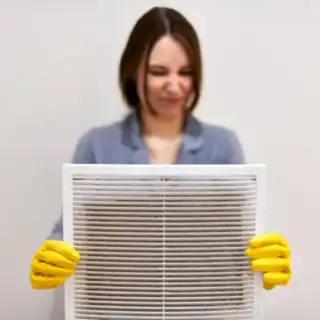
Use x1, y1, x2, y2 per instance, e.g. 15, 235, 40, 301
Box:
141, 112, 183, 139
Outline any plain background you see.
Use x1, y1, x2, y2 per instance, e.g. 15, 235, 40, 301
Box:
1, 0, 319, 319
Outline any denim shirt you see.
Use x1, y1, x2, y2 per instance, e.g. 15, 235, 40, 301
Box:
49, 112, 245, 240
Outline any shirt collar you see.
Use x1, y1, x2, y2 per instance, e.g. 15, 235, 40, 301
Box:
122, 112, 204, 152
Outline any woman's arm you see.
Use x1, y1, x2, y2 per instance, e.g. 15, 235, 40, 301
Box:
223, 129, 246, 165
47, 129, 96, 240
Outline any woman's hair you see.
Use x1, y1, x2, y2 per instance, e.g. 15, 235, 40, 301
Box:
119, 6, 202, 114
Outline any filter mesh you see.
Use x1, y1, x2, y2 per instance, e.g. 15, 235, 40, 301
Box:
64, 170, 262, 320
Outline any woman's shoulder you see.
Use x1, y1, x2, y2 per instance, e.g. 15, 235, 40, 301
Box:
201, 120, 239, 145
79, 121, 123, 144
196, 118, 246, 164
71, 120, 126, 164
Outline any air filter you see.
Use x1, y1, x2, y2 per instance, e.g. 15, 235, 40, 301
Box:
63, 164, 265, 320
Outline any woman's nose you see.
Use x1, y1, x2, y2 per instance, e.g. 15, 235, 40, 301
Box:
166, 76, 183, 95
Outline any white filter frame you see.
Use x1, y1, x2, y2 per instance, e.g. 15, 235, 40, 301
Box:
62, 164, 266, 320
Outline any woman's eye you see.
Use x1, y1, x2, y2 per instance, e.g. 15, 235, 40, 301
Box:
147, 69, 192, 77
148, 70, 167, 76
180, 70, 192, 76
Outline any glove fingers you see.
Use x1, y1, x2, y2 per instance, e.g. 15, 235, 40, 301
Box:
249, 233, 289, 248
263, 271, 291, 285
263, 282, 276, 290
32, 259, 74, 277
36, 250, 77, 269
30, 274, 65, 289
251, 258, 290, 273
246, 244, 290, 259
42, 240, 80, 263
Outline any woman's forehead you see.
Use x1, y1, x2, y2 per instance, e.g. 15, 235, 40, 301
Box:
148, 35, 190, 67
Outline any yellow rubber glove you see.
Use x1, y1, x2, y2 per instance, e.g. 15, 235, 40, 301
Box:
29, 240, 80, 289
245, 233, 291, 290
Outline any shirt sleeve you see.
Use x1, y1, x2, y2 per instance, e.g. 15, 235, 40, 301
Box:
224, 129, 246, 165
47, 130, 96, 240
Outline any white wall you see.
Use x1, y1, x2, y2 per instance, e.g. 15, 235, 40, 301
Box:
0, 0, 319, 319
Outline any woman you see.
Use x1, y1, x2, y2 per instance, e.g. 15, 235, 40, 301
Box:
29, 6, 291, 292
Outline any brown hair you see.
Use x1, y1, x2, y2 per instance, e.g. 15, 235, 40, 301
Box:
119, 6, 202, 114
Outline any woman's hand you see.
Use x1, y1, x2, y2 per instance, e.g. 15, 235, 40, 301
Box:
29, 240, 80, 289
245, 233, 291, 290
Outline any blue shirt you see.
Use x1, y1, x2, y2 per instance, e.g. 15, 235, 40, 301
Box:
49, 112, 245, 240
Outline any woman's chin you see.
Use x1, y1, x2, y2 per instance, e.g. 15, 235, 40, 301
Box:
157, 105, 183, 119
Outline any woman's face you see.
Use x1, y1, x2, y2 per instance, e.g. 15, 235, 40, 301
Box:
137, 35, 193, 119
